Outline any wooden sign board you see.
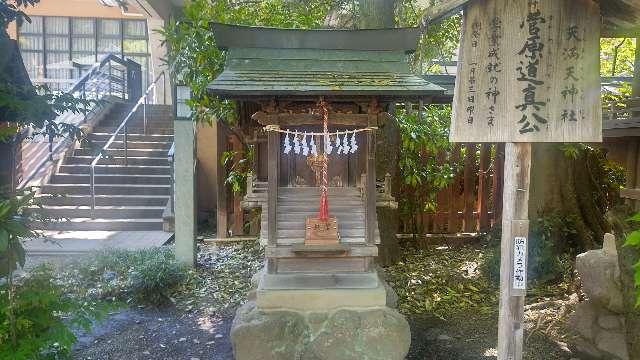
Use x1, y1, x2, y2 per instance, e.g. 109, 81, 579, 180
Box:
305, 217, 339, 245
450, 0, 602, 143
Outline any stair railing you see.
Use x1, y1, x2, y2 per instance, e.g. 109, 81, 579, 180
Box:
167, 141, 175, 215
89, 71, 167, 218
17, 53, 132, 190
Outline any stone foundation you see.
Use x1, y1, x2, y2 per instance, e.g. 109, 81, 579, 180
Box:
569, 234, 629, 360
231, 270, 411, 360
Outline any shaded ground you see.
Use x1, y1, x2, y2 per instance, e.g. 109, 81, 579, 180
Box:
60, 242, 577, 360
72, 307, 234, 360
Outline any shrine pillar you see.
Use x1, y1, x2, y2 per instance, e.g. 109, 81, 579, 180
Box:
173, 118, 197, 265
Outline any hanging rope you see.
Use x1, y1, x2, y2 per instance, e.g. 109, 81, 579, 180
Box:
263, 125, 377, 136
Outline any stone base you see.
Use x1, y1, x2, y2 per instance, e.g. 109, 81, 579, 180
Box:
231, 301, 410, 360
231, 270, 410, 360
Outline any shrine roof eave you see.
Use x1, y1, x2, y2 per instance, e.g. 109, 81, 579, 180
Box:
207, 72, 446, 99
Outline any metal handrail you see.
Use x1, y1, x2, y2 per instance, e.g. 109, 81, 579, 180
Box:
89, 71, 167, 217
167, 142, 175, 215
17, 53, 130, 190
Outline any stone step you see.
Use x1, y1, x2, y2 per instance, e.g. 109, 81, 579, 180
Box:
58, 164, 170, 175
29, 218, 164, 231
74, 148, 169, 158
51, 174, 171, 185
40, 183, 170, 196
92, 127, 174, 135
65, 156, 170, 166
26, 206, 165, 219
89, 140, 173, 150
35, 194, 169, 207
88, 133, 173, 142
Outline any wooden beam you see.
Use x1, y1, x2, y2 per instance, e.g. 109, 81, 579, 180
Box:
420, 0, 469, 27
267, 130, 279, 246
497, 143, 532, 360
366, 130, 377, 245
621, 187, 640, 200
215, 122, 228, 239
252, 111, 389, 127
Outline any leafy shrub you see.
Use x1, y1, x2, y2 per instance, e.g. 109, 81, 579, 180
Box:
64, 247, 188, 306
623, 212, 640, 307
0, 265, 107, 360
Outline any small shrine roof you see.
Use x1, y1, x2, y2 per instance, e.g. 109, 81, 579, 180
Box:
207, 23, 445, 98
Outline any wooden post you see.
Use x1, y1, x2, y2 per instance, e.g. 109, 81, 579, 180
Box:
215, 123, 228, 239
267, 129, 279, 246
231, 136, 244, 236
497, 142, 531, 360
366, 130, 376, 244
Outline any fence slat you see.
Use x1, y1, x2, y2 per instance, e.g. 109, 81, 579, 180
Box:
478, 144, 491, 232
447, 144, 462, 233
463, 143, 477, 232
492, 143, 505, 225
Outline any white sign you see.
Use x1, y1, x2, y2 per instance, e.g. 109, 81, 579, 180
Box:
512, 236, 527, 290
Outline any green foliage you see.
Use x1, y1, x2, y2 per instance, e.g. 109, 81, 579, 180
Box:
61, 247, 188, 306
160, 0, 339, 125
396, 104, 460, 231
0, 191, 36, 278
624, 213, 640, 307
396, 0, 461, 74
222, 144, 255, 193
0, 265, 109, 360
384, 244, 497, 319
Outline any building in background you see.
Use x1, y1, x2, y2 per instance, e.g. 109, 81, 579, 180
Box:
6, 0, 181, 103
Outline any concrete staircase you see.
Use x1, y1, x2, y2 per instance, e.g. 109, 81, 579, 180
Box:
29, 103, 174, 231
261, 187, 380, 244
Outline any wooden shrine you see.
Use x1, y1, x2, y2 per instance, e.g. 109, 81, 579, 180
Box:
207, 23, 444, 298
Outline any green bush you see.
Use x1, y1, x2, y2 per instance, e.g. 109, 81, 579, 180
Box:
65, 247, 188, 306
0, 265, 106, 360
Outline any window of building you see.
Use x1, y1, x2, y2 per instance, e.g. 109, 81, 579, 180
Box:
18, 16, 150, 92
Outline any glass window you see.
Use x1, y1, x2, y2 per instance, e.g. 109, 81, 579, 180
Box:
99, 19, 121, 36
72, 18, 94, 35
17, 16, 150, 94
44, 17, 69, 34
19, 35, 43, 51
20, 16, 43, 34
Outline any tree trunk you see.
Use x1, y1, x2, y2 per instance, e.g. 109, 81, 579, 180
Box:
528, 144, 609, 252
357, 0, 401, 265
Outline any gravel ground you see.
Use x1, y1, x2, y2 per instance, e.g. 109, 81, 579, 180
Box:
72, 307, 235, 360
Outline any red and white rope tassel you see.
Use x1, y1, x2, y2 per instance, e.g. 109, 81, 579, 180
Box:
318, 97, 329, 222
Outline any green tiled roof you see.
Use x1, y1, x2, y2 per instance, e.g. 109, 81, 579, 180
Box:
207, 24, 445, 98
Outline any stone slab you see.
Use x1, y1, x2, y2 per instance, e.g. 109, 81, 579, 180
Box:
260, 271, 380, 290
257, 272, 387, 311
24, 231, 172, 255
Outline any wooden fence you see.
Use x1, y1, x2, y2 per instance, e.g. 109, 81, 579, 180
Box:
401, 143, 505, 235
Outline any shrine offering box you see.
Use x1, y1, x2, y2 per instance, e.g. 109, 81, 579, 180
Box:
305, 217, 339, 245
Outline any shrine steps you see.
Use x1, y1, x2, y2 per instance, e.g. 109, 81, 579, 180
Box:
260, 186, 380, 245
28, 103, 173, 231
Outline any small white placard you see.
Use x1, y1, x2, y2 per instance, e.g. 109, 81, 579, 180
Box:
512, 236, 527, 290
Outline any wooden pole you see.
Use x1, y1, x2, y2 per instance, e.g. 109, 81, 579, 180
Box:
497, 142, 531, 360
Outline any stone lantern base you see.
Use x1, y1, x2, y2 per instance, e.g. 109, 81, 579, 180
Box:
230, 270, 411, 360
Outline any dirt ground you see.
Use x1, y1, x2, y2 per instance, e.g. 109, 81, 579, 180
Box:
71, 306, 573, 360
